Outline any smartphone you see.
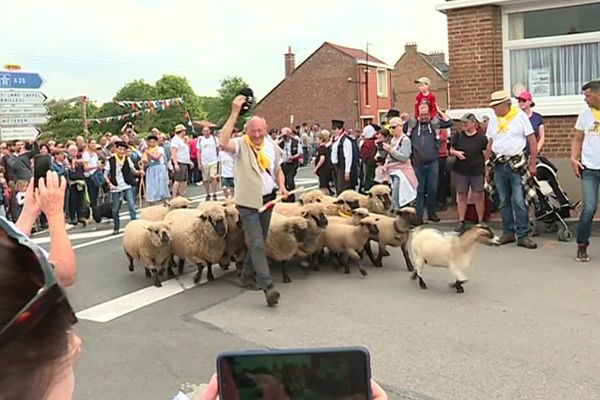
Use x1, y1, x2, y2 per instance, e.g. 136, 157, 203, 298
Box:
33, 154, 52, 188
217, 346, 372, 400
238, 87, 254, 116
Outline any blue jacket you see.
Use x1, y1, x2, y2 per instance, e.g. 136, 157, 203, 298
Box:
403, 118, 453, 166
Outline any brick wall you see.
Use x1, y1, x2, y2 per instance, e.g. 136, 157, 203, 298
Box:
543, 116, 577, 158
253, 45, 359, 130
447, 5, 503, 108
392, 46, 448, 114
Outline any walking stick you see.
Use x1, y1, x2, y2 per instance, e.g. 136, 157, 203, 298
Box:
259, 186, 305, 213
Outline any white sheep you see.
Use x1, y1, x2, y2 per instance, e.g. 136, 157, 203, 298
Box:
122, 220, 172, 287
322, 218, 380, 277
410, 224, 500, 293
139, 196, 191, 221
362, 207, 417, 270
165, 205, 228, 283
266, 213, 309, 283
298, 191, 340, 216
367, 184, 393, 215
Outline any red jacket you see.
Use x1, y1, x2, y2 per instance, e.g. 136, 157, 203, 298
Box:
360, 138, 377, 166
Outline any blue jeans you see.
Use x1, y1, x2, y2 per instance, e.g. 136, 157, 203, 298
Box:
112, 187, 137, 231
493, 164, 529, 239
238, 206, 274, 290
414, 160, 439, 218
577, 168, 600, 245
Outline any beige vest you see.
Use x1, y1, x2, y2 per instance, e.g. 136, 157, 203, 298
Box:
234, 136, 282, 210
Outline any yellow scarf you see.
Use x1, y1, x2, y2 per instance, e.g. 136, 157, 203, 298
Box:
496, 105, 520, 133
115, 153, 126, 166
244, 134, 270, 171
591, 107, 600, 123
143, 146, 159, 163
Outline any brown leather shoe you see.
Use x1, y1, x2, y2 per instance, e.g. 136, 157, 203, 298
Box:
517, 237, 537, 249
499, 234, 516, 245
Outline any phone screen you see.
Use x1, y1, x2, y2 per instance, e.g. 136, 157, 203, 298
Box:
33, 154, 52, 188
217, 347, 371, 400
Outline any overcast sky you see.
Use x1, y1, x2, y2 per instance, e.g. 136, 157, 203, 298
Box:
0, 0, 448, 103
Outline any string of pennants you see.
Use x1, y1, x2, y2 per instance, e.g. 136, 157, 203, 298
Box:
63, 97, 185, 124
115, 97, 184, 110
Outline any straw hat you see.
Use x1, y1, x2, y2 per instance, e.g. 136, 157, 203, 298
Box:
489, 90, 511, 107
174, 124, 187, 133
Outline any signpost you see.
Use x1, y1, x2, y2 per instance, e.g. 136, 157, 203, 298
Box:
0, 72, 44, 89
0, 127, 41, 141
1, 115, 49, 126
0, 68, 49, 141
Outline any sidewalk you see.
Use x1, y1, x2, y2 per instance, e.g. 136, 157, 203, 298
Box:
434, 203, 600, 224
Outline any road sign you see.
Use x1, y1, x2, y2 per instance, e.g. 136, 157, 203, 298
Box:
1, 115, 49, 126
0, 71, 44, 89
0, 90, 46, 105
0, 126, 40, 141
0, 105, 48, 115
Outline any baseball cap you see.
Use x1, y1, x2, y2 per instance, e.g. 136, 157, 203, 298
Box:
460, 113, 479, 123
516, 91, 535, 107
415, 77, 431, 86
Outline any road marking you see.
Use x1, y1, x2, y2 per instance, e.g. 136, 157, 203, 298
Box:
77, 268, 234, 323
32, 229, 115, 245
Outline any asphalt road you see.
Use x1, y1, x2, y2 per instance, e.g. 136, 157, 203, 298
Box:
35, 166, 600, 400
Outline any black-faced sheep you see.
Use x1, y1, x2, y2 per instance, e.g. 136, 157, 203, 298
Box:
326, 207, 370, 226
92, 200, 116, 223
410, 224, 500, 293
291, 203, 329, 272
333, 190, 368, 213
362, 207, 417, 271
322, 218, 380, 276
123, 220, 172, 287
165, 206, 228, 284
266, 213, 309, 283
199, 201, 247, 271
139, 196, 191, 221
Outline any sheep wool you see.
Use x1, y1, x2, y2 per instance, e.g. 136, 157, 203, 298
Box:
165, 205, 228, 283
410, 224, 500, 293
266, 213, 309, 283
139, 196, 191, 221
322, 218, 379, 276
123, 219, 173, 287
367, 185, 393, 215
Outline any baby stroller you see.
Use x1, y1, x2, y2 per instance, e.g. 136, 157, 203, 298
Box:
529, 156, 579, 242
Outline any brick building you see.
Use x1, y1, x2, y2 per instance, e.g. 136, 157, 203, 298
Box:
391, 43, 449, 114
253, 42, 393, 130
436, 0, 600, 199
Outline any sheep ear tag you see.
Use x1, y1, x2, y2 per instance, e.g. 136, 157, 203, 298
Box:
338, 209, 352, 218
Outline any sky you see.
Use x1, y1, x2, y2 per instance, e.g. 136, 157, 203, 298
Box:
0, 0, 448, 104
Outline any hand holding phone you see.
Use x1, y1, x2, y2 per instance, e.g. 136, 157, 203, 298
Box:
238, 88, 254, 116
216, 347, 372, 400
33, 154, 52, 188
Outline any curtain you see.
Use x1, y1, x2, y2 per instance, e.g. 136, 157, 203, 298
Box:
510, 42, 600, 97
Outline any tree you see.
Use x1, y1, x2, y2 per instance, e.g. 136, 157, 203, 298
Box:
205, 75, 249, 126
42, 99, 100, 142
155, 74, 205, 134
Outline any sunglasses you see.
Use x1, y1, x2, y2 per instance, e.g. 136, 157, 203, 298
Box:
390, 125, 400, 129
0, 218, 77, 349
517, 98, 528, 103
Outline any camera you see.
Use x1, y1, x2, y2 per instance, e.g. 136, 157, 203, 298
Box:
375, 141, 387, 161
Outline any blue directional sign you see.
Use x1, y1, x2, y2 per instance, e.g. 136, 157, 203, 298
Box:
0, 71, 44, 89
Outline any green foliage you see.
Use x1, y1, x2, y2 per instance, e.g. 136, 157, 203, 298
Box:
42, 74, 249, 141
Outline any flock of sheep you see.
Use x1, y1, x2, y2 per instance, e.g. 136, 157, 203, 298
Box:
122, 185, 501, 294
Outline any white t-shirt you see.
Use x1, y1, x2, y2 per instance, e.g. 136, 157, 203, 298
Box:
104, 157, 136, 192
170, 135, 191, 165
82, 150, 99, 178
232, 137, 279, 195
197, 135, 219, 166
331, 134, 353, 173
575, 107, 600, 169
220, 151, 235, 178
486, 109, 534, 157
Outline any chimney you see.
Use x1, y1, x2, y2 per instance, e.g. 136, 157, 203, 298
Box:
284, 46, 295, 78
404, 42, 418, 53
427, 50, 446, 65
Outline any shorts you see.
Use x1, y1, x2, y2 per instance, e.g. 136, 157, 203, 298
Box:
455, 173, 484, 193
222, 177, 234, 188
172, 163, 189, 182
202, 163, 218, 179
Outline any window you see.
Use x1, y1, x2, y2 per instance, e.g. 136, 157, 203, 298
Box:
508, 3, 600, 40
378, 111, 388, 124
503, 1, 600, 114
376, 70, 387, 97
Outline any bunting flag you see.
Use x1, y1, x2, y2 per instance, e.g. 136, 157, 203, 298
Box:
61, 97, 186, 125
115, 97, 184, 109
